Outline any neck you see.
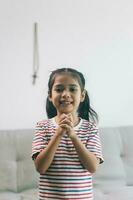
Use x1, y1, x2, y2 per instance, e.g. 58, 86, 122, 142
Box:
73, 116, 80, 126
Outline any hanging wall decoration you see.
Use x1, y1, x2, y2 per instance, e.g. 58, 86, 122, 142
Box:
32, 22, 39, 85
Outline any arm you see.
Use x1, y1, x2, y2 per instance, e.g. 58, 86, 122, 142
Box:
34, 129, 62, 174
69, 131, 99, 173
34, 115, 68, 174
60, 114, 100, 173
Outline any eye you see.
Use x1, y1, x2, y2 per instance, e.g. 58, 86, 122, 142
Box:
54, 87, 64, 93
69, 87, 77, 92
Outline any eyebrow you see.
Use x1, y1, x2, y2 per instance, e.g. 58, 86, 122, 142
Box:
54, 84, 78, 88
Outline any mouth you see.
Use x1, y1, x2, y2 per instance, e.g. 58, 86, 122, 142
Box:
59, 100, 73, 106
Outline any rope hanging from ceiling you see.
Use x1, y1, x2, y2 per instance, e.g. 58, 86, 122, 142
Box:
32, 22, 39, 85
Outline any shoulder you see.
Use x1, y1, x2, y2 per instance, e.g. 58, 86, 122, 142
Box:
81, 119, 98, 131
35, 118, 55, 130
36, 119, 50, 127
34, 118, 55, 139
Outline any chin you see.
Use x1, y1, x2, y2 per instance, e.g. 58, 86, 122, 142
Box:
60, 109, 73, 114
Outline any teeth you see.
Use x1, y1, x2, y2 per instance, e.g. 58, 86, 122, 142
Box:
60, 101, 71, 105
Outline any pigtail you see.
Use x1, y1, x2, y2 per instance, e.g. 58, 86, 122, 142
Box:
46, 97, 57, 118
78, 91, 98, 123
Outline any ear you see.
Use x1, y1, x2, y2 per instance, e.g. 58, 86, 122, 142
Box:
80, 90, 86, 102
48, 91, 52, 102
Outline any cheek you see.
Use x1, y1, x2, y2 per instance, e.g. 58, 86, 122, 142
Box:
53, 94, 60, 102
74, 95, 81, 104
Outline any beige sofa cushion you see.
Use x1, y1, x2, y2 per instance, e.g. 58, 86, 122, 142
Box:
0, 130, 38, 193
94, 127, 126, 189
0, 131, 17, 192
120, 126, 133, 186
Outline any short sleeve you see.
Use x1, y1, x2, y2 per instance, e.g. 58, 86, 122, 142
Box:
32, 121, 48, 160
86, 123, 104, 164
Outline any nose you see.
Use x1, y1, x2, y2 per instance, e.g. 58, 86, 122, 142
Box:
62, 89, 70, 98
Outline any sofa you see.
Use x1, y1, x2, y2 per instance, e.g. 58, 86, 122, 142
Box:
0, 126, 133, 200
93, 126, 133, 200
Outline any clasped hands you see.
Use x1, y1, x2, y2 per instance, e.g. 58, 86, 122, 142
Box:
57, 113, 76, 139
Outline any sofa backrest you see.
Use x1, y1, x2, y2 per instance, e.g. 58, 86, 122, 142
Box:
0, 129, 38, 193
94, 126, 133, 190
0, 126, 133, 193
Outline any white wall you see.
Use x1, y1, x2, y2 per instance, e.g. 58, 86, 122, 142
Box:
0, 0, 133, 129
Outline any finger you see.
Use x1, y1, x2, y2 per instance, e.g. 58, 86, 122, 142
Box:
58, 113, 67, 123
59, 118, 73, 127
60, 124, 68, 128
66, 113, 73, 122
59, 124, 71, 131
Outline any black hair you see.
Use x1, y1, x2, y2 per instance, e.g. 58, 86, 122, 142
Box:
46, 68, 98, 123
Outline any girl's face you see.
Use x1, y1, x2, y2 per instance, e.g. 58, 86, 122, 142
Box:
49, 73, 85, 116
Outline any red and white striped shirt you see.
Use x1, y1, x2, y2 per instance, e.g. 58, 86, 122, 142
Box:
32, 118, 103, 200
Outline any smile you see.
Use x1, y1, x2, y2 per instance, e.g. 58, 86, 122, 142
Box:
60, 101, 72, 105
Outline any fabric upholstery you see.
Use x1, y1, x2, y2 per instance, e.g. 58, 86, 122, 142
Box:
0, 126, 133, 200
94, 127, 126, 189
0, 130, 38, 194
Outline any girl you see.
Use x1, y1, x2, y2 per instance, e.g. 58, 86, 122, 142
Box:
32, 68, 104, 200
